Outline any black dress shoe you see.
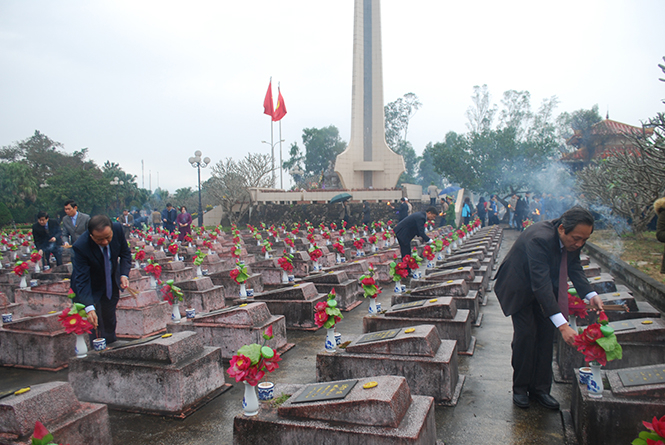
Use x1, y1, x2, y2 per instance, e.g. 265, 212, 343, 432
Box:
531, 393, 560, 410
512, 394, 530, 409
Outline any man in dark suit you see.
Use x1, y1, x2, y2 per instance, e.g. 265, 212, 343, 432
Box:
32, 211, 64, 267
71, 215, 132, 343
161, 203, 177, 233
494, 206, 604, 410
394, 207, 438, 262
397, 197, 409, 222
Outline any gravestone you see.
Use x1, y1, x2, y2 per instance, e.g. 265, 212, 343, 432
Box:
363, 297, 474, 355
317, 324, 464, 405
0, 381, 111, 445
303, 270, 363, 311
167, 301, 293, 359
68, 331, 229, 417
233, 375, 437, 445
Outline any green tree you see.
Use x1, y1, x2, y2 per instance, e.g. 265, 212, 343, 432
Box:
0, 202, 13, 227
301, 126, 346, 176
385, 93, 422, 185
431, 86, 559, 196
384, 93, 422, 150
418, 143, 441, 187
556, 105, 604, 157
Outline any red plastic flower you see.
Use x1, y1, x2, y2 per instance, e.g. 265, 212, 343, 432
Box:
598, 311, 609, 325
353, 239, 364, 250
227, 354, 251, 383
135, 250, 146, 261
243, 366, 265, 387
278, 256, 294, 272
644, 415, 665, 439
168, 243, 179, 255
314, 308, 329, 327
262, 353, 282, 373
58, 309, 93, 335
229, 268, 240, 282
361, 276, 376, 286
568, 294, 588, 318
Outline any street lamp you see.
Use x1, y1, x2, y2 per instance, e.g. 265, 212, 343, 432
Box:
262, 139, 285, 189
188, 150, 211, 227
110, 176, 124, 216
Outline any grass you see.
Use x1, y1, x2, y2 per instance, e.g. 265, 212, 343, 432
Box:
589, 229, 665, 284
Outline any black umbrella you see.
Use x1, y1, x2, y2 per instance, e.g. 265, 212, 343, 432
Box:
329, 193, 352, 204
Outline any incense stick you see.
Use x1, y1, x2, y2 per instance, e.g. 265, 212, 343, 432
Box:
585, 303, 629, 312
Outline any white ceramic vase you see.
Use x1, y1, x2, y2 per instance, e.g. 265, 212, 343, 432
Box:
243, 381, 259, 416
281, 270, 289, 284
19, 276, 27, 289
239, 282, 247, 299
171, 302, 181, 322
368, 298, 378, 315
588, 362, 604, 398
75, 334, 88, 358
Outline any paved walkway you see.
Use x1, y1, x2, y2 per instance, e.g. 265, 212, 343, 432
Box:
1, 226, 575, 444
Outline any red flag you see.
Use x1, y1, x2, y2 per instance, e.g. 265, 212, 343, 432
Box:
263, 81, 274, 117
272, 88, 287, 122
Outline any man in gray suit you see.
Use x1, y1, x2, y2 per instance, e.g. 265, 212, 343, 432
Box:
61, 200, 91, 261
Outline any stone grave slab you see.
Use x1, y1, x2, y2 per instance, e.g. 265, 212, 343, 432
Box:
444, 250, 486, 263
159, 260, 194, 282
569, 367, 665, 445
423, 266, 475, 282
580, 254, 590, 266
0, 381, 111, 445
115, 287, 171, 339
248, 282, 328, 330
317, 325, 464, 405
167, 302, 292, 359
0, 313, 76, 370
581, 263, 602, 278
363, 298, 473, 355
610, 363, 665, 398
12, 287, 71, 318
395, 283, 480, 324
323, 258, 371, 280
303, 270, 363, 311
173, 276, 226, 316
208, 268, 263, 304
437, 258, 481, 271
233, 376, 436, 445
580, 273, 617, 294
68, 331, 230, 417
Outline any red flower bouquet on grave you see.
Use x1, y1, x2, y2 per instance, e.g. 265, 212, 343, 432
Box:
368, 235, 377, 245
330, 222, 337, 231
261, 240, 273, 254
278, 251, 294, 272
332, 241, 345, 255
145, 257, 162, 281
161, 280, 184, 305
403, 254, 419, 270
58, 290, 93, 335
157, 237, 165, 246
306, 233, 315, 245
227, 327, 282, 386
30, 250, 42, 264
422, 245, 435, 261
13, 261, 29, 276
184, 235, 193, 243
359, 273, 381, 298
168, 242, 179, 255
314, 289, 343, 328
133, 248, 146, 262
308, 245, 323, 262
634, 414, 665, 445
388, 257, 409, 282
230, 262, 249, 284
353, 238, 364, 251
573, 311, 622, 366
522, 218, 534, 229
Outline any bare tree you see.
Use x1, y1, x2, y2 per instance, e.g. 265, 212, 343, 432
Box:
465, 85, 496, 134
208, 153, 274, 225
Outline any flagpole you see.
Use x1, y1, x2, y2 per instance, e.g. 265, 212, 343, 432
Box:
271, 117, 275, 188
279, 119, 283, 189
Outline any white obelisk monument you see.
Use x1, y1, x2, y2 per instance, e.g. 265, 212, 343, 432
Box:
335, 0, 405, 190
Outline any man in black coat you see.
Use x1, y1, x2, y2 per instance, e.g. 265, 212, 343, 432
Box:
397, 197, 409, 222
71, 215, 132, 343
494, 207, 604, 410
161, 203, 178, 233
32, 211, 63, 267
394, 207, 438, 261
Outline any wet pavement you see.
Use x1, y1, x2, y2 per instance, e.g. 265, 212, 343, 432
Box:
1, 227, 575, 444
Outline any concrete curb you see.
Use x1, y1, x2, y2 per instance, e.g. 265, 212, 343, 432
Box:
584, 242, 665, 313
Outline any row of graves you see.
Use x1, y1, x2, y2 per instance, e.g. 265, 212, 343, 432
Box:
0, 220, 500, 444
552, 256, 665, 444
7, 219, 638, 444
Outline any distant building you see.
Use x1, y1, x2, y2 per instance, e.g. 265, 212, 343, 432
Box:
560, 119, 654, 171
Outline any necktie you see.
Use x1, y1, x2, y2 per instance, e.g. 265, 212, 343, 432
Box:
558, 249, 568, 318
104, 246, 112, 299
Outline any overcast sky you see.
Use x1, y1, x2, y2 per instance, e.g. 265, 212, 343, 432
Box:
1, 0, 663, 193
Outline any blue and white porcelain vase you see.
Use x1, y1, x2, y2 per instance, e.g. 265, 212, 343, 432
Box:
368, 298, 378, 315
325, 327, 336, 353
587, 362, 604, 398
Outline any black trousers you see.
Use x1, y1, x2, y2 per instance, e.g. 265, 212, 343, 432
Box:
510, 299, 555, 396
90, 294, 120, 343
397, 237, 412, 263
